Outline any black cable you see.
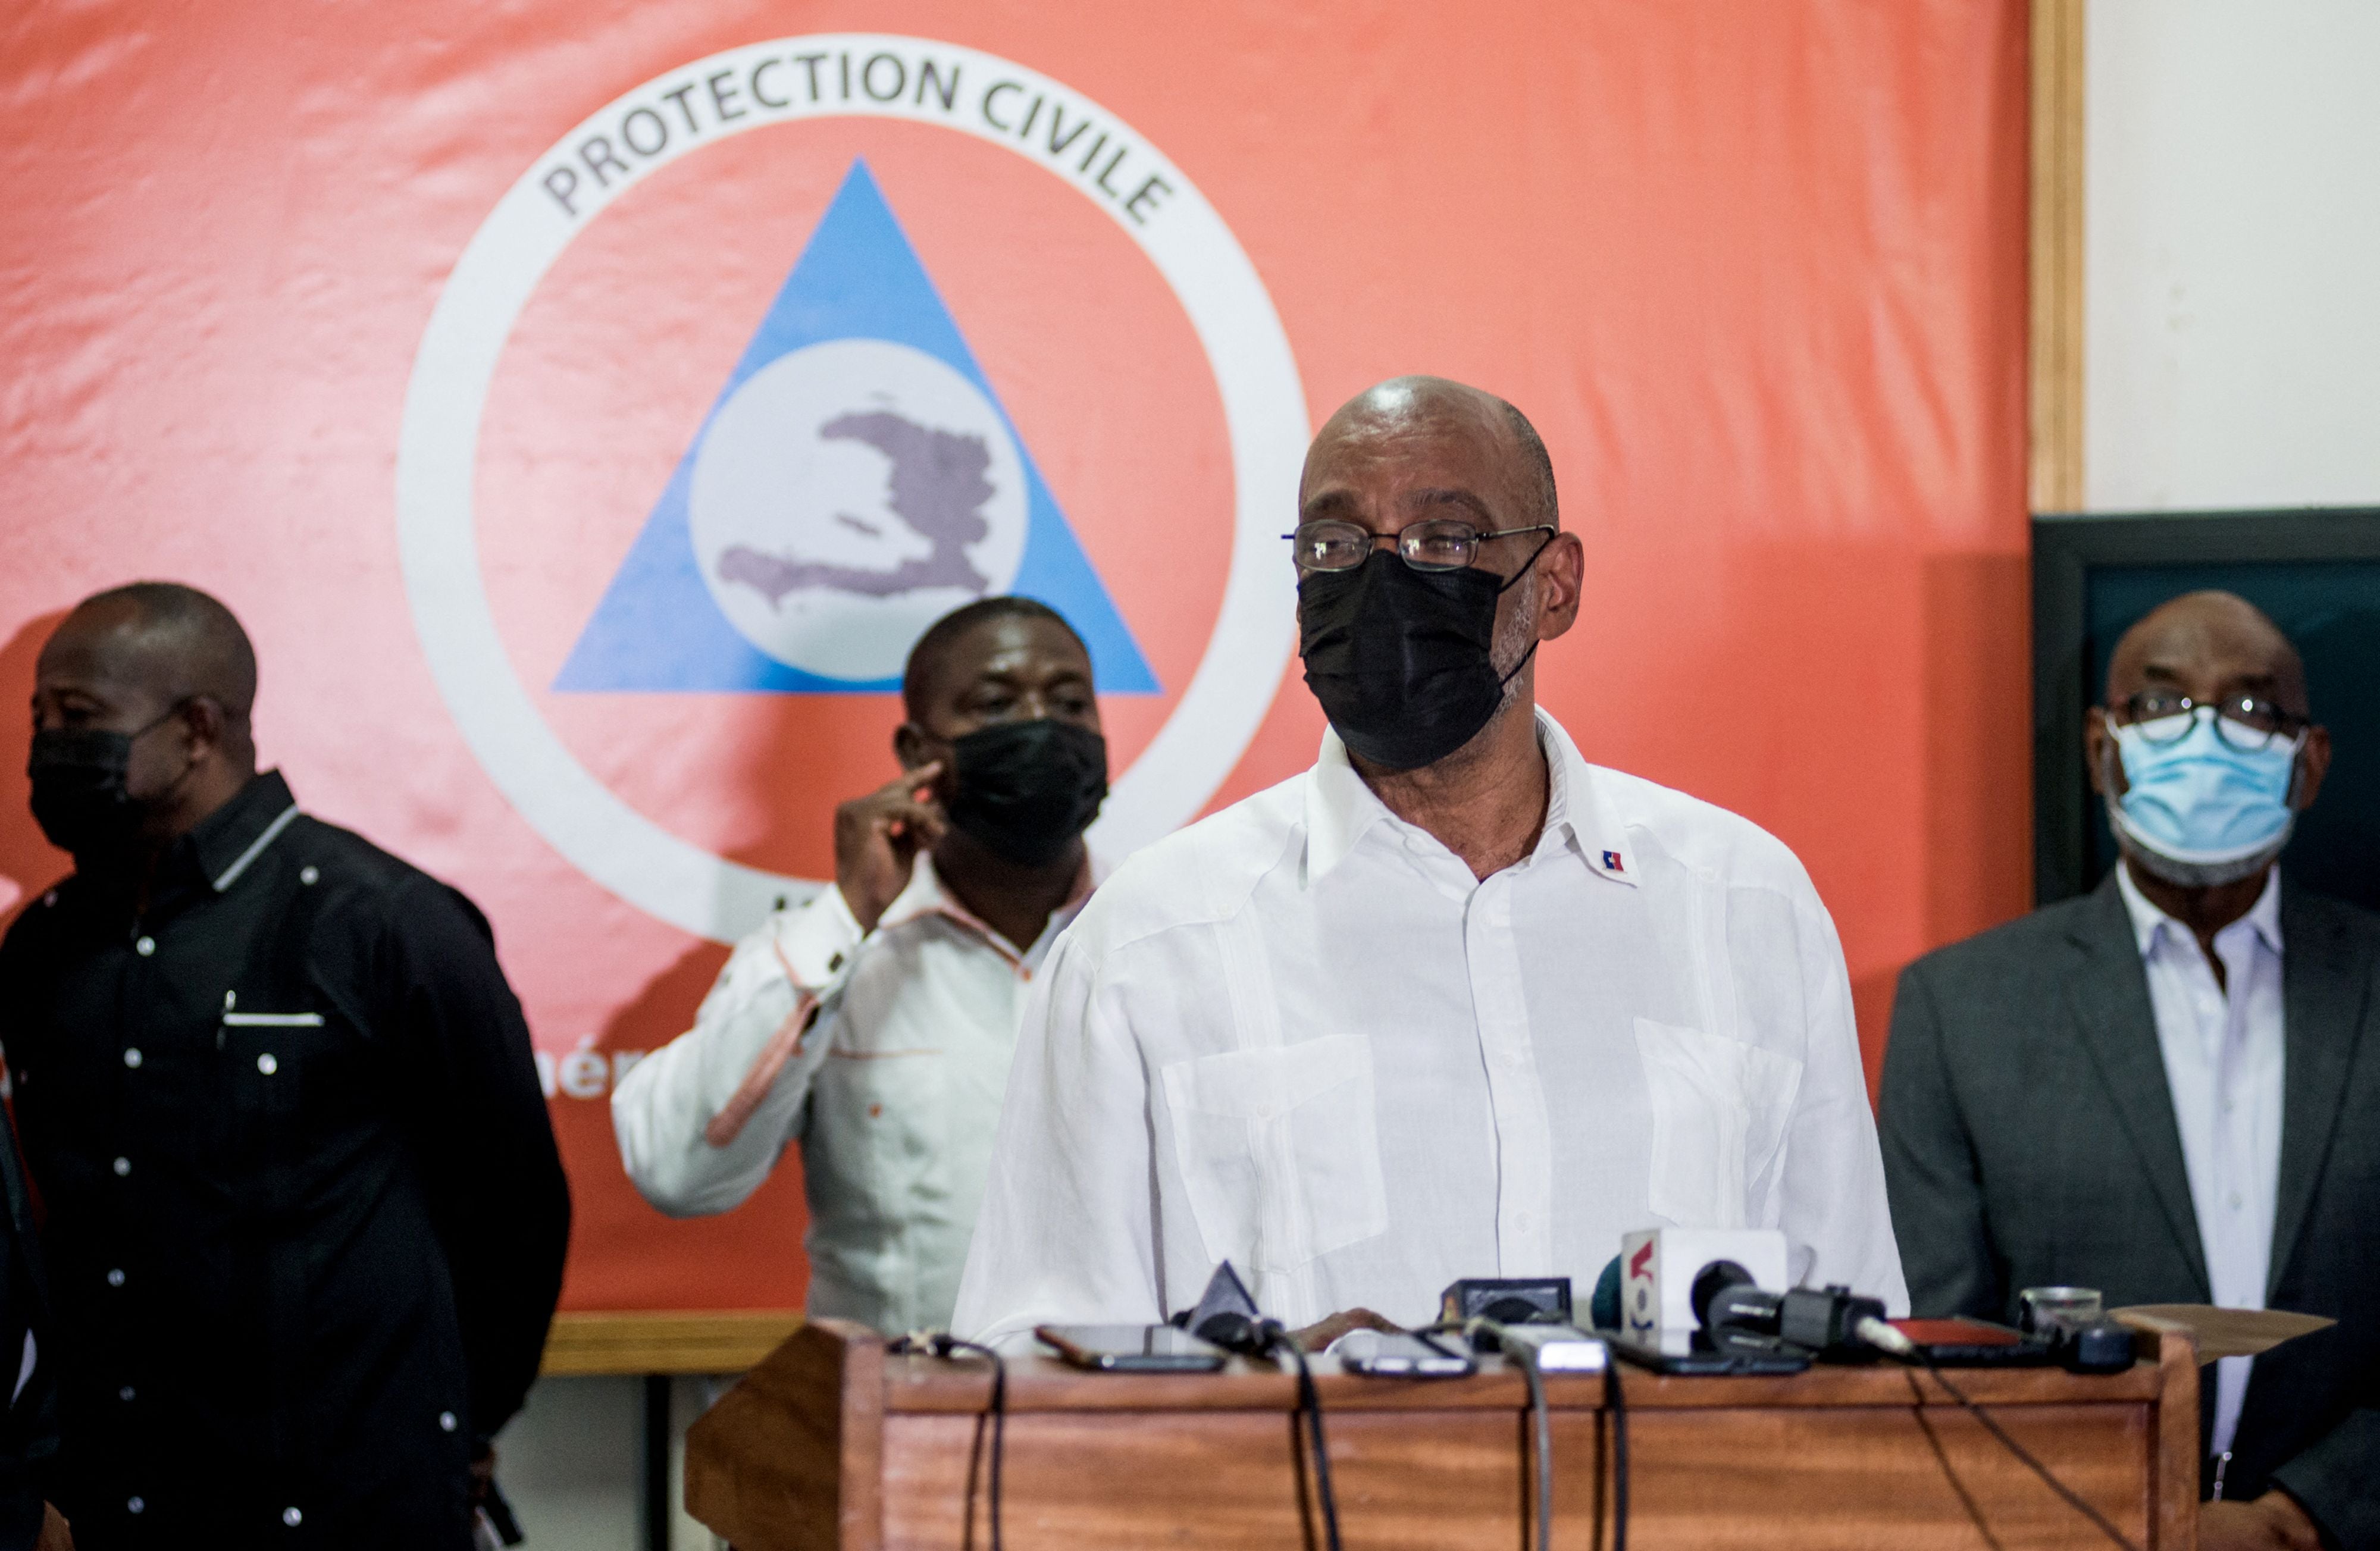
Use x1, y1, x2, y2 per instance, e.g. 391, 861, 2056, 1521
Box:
1517, 1339, 1555, 1551
1467, 1319, 1552, 1551
1274, 1330, 1344, 1551
1884, 1341, 2137, 1551
893, 1333, 1006, 1551
1902, 1368, 2006, 1551
1604, 1356, 1627, 1551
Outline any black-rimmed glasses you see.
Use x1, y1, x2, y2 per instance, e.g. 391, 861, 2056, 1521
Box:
1285, 518, 1556, 574
2109, 692, 2307, 753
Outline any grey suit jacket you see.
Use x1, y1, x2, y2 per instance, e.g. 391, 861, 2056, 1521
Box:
1881, 873, 2380, 1550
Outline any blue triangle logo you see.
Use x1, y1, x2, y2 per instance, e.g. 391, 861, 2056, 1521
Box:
553, 160, 1160, 695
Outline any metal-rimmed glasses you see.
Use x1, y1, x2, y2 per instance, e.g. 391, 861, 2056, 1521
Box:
1285, 518, 1557, 574
2108, 692, 2307, 753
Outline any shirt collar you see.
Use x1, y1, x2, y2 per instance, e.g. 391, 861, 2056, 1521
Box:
177, 770, 302, 895
1302, 728, 1391, 884
879, 849, 1102, 955
2113, 858, 2284, 960
1301, 710, 1637, 888
1542, 712, 1638, 887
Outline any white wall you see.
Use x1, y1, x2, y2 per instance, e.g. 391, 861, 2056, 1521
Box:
2085, 0, 2380, 511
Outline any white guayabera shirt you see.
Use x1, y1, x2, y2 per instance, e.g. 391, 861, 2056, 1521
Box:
613, 855, 1092, 1336
953, 711, 1906, 1344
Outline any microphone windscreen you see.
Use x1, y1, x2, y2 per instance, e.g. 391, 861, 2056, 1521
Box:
1590, 1256, 1621, 1331
1689, 1259, 1756, 1328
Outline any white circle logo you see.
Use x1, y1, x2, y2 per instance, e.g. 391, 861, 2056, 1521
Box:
690, 339, 1029, 680
396, 35, 1306, 943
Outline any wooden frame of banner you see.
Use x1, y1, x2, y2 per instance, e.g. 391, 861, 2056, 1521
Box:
541, 1309, 804, 1375
2031, 0, 2085, 511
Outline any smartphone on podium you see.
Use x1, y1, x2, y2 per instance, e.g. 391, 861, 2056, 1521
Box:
1610, 1327, 1814, 1375
1336, 1328, 1477, 1377
1037, 1324, 1229, 1373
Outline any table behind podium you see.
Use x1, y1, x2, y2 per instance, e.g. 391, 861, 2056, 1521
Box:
687, 1318, 2201, 1550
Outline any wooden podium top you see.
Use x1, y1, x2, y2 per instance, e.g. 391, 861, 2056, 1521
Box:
690, 1318, 2203, 1550
879, 1344, 2169, 1414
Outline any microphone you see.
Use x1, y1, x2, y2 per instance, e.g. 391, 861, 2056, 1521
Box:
1180, 1262, 1343, 1551
1620, 1227, 1789, 1336
1591, 1257, 1623, 1331
1194, 1309, 1283, 1357
1692, 1263, 1890, 1361
1439, 1277, 1575, 1352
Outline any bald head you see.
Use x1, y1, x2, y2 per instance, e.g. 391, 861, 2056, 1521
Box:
35, 581, 258, 777
1304, 375, 1557, 532
52, 582, 255, 717
2105, 590, 2306, 714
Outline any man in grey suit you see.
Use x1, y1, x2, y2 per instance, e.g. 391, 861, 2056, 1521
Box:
1883, 591, 2376, 1551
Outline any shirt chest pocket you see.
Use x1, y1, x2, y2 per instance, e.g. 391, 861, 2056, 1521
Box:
1633, 1019, 1803, 1230
1160, 1034, 1389, 1277
218, 1010, 337, 1133
821, 1044, 949, 1186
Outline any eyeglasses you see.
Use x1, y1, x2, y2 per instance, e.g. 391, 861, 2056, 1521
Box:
2109, 693, 2307, 752
1285, 518, 1557, 574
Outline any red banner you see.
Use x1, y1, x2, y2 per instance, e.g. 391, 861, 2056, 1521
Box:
0, 2, 2027, 1311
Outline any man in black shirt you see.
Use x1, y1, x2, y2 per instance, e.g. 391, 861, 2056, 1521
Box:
0, 583, 570, 1549
0, 1096, 67, 1551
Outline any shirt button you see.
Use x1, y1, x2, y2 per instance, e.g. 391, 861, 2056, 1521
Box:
134, 936, 155, 957
106, 1268, 126, 1288
2229, 1192, 2244, 1211
282, 1506, 303, 1527
127, 1496, 144, 1515
118, 1386, 135, 1402
257, 1053, 278, 1076
439, 1411, 458, 1432
299, 866, 320, 886
112, 1157, 130, 1177
123, 1048, 143, 1069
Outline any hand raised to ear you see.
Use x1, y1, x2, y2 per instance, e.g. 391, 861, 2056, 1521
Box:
834, 764, 946, 932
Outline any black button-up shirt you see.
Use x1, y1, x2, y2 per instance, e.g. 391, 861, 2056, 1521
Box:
0, 772, 570, 1550
0, 1102, 58, 1551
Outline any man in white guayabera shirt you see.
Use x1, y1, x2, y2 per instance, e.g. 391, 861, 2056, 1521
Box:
614, 597, 1111, 1336
953, 377, 1905, 1350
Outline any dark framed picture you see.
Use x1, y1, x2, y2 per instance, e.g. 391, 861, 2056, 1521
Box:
2033, 509, 2380, 911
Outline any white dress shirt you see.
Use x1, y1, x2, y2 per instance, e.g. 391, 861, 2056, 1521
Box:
952, 711, 1906, 1344
613, 855, 1091, 1335
2116, 863, 2285, 1461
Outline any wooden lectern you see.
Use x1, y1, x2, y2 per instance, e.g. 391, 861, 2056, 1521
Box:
687, 1318, 2202, 1549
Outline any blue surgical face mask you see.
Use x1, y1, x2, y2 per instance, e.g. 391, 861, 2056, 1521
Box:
2107, 707, 2304, 873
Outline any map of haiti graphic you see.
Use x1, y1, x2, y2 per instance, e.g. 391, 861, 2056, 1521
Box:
716, 410, 994, 604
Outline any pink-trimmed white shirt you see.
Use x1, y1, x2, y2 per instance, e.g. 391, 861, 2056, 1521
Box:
612, 855, 1094, 1334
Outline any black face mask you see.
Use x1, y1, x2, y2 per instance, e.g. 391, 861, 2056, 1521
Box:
1298, 549, 1540, 772
945, 719, 1110, 867
26, 706, 183, 861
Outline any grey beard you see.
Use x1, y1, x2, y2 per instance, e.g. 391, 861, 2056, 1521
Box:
2105, 793, 2291, 888
1488, 574, 1540, 723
